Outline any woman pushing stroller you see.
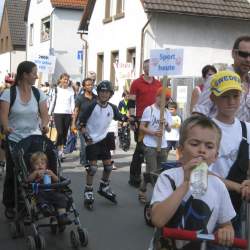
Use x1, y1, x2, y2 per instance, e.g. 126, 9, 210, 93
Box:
0, 61, 49, 218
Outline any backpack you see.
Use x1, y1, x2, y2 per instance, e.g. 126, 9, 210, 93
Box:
9, 85, 40, 112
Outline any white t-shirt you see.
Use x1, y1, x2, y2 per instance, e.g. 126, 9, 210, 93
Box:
151, 167, 235, 234
210, 118, 250, 178
165, 114, 181, 141
141, 104, 173, 148
49, 86, 75, 115
0, 87, 47, 143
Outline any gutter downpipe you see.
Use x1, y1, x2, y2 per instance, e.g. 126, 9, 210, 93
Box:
140, 14, 152, 74
80, 33, 88, 79
49, 8, 55, 85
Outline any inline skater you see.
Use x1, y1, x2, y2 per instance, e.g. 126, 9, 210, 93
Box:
78, 80, 127, 209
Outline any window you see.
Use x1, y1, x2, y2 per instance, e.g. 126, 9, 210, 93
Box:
103, 0, 112, 23
5, 36, 8, 50
97, 53, 104, 83
29, 23, 34, 46
127, 47, 136, 77
110, 51, 119, 88
1, 39, 3, 52
41, 16, 50, 42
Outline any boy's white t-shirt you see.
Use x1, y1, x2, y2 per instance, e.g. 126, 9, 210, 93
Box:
165, 114, 181, 141
151, 167, 236, 234
210, 118, 250, 178
141, 104, 173, 148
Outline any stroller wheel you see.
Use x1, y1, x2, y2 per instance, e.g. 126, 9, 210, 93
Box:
144, 202, 154, 227
50, 217, 57, 234
36, 234, 46, 250
70, 230, 80, 249
78, 228, 88, 247
5, 207, 15, 220
26, 236, 36, 250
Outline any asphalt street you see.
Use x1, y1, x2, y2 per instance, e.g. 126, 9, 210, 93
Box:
0, 142, 177, 250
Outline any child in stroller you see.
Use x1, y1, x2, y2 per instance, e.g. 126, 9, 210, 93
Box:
28, 151, 71, 226
8, 135, 88, 249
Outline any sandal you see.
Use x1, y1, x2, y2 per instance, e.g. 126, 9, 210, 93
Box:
138, 192, 147, 204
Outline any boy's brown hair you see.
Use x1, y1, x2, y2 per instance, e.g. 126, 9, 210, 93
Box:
30, 152, 48, 168
179, 115, 222, 148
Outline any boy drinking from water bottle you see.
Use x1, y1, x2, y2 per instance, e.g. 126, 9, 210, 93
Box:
150, 115, 236, 250
28, 151, 70, 225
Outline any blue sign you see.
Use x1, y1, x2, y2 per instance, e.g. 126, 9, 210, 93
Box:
77, 50, 83, 60
149, 49, 183, 76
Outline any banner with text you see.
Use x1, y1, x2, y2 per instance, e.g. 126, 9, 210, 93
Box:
149, 49, 183, 76
33, 55, 56, 74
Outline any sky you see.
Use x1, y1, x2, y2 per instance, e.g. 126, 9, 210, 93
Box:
0, 0, 4, 20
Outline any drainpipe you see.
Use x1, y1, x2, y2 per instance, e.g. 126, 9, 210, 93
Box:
140, 14, 152, 74
80, 33, 88, 79
49, 8, 55, 85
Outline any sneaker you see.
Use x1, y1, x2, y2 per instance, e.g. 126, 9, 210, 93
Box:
40, 204, 52, 217
112, 165, 117, 170
57, 213, 71, 226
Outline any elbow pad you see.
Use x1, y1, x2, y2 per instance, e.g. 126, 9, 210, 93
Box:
127, 99, 136, 109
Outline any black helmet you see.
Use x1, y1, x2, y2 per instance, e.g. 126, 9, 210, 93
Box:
97, 80, 114, 95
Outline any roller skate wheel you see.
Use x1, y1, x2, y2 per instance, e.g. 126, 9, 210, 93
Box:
26, 236, 36, 250
36, 234, 46, 250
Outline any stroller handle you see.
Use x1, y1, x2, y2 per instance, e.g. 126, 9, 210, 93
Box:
25, 178, 71, 190
163, 227, 247, 249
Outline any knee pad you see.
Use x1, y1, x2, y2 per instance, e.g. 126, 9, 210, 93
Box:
143, 172, 152, 184
103, 164, 113, 174
86, 165, 98, 176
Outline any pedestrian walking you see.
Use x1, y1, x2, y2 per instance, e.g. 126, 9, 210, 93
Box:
128, 59, 162, 187
48, 73, 75, 161
71, 78, 97, 166
193, 35, 250, 122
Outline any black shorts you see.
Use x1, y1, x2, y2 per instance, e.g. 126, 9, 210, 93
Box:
167, 141, 179, 150
86, 136, 111, 161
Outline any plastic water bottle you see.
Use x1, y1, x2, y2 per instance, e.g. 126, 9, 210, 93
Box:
190, 162, 208, 198
43, 173, 51, 185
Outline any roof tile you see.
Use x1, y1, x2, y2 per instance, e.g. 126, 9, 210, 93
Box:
50, 0, 87, 9
144, 0, 250, 20
6, 0, 27, 47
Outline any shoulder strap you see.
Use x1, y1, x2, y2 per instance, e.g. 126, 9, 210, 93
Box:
240, 121, 247, 140
31, 86, 40, 104
163, 173, 176, 190
9, 85, 17, 112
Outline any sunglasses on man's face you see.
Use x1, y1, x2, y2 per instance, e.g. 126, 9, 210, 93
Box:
237, 50, 250, 58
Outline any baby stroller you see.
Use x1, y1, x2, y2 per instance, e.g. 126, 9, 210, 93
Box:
8, 135, 88, 250
144, 160, 180, 227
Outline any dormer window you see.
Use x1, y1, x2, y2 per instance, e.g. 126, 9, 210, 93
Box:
41, 16, 50, 42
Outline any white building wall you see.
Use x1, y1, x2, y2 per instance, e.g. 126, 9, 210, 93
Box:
146, 14, 250, 77
0, 51, 25, 83
26, 0, 52, 60
52, 9, 83, 82
26, 0, 83, 84
87, 0, 147, 105
0, 52, 10, 83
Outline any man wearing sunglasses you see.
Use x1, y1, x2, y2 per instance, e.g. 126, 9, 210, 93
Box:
193, 35, 250, 122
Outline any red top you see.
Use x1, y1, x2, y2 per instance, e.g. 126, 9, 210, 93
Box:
130, 75, 162, 118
